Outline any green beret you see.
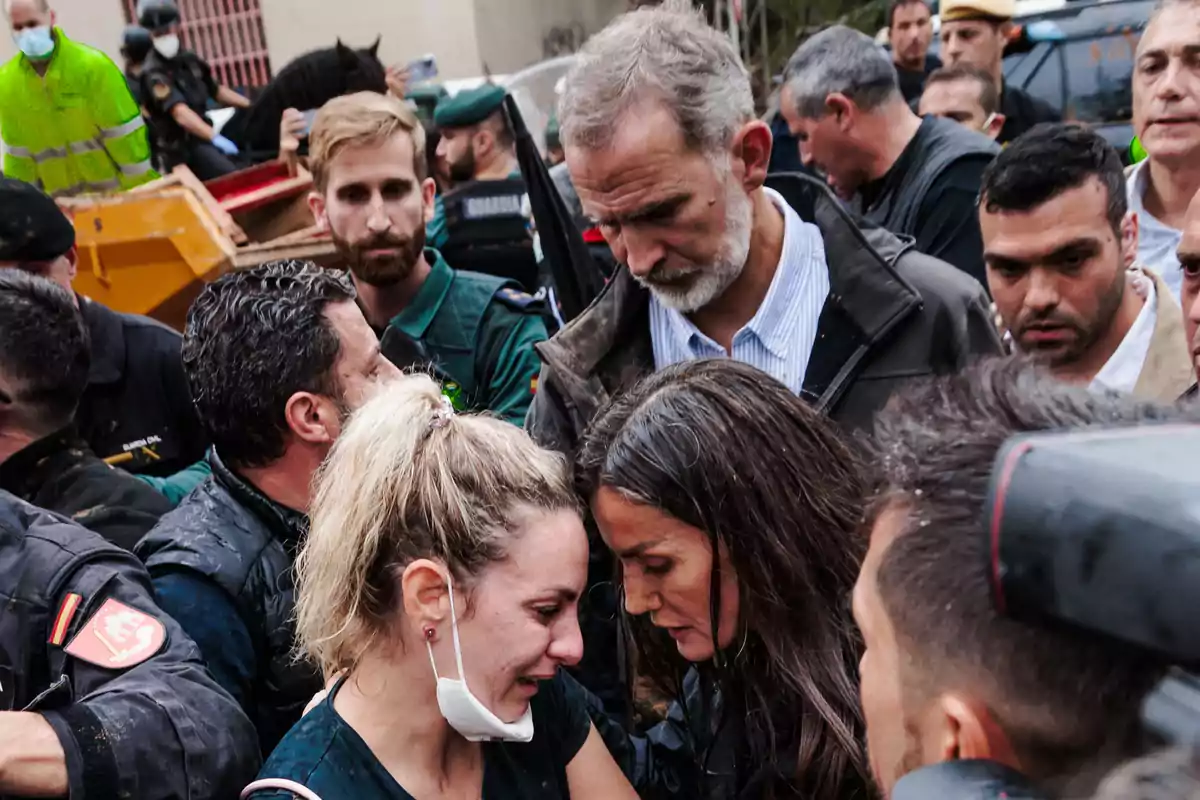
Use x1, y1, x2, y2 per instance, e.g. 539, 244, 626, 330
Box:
434, 83, 508, 129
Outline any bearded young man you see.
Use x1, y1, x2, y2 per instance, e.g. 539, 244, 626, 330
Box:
307, 91, 547, 426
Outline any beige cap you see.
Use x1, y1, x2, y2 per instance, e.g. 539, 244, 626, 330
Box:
940, 0, 1015, 22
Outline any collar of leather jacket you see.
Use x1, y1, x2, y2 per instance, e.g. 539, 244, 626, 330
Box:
208, 448, 309, 551
892, 760, 1049, 800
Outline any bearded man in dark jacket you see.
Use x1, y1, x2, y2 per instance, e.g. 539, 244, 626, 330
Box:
136, 261, 401, 754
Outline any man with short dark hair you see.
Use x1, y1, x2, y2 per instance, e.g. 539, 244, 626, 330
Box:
888, 0, 940, 103
781, 24, 999, 285
980, 124, 1194, 399
919, 65, 1006, 140
0, 271, 171, 550
856, 357, 1178, 800
136, 260, 401, 753
938, 0, 1060, 143
0, 179, 208, 480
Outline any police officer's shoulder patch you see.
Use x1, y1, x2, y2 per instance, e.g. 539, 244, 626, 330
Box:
63, 598, 166, 670
152, 81, 172, 101
494, 286, 540, 312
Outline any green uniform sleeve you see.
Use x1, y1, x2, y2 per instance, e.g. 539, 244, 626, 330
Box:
136, 459, 213, 506
426, 194, 449, 249
476, 301, 548, 427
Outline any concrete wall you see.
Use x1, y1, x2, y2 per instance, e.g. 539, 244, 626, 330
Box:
259, 0, 485, 80
471, 0, 626, 74
0, 0, 127, 66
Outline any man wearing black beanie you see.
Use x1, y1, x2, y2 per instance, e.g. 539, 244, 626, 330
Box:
0, 179, 207, 480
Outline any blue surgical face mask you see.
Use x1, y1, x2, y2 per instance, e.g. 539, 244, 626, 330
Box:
14, 25, 54, 59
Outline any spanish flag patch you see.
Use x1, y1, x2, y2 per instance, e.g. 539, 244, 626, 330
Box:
48, 593, 82, 646
531, 376, 539, 395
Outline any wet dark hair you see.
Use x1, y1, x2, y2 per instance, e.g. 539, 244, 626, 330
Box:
182, 260, 356, 470
980, 123, 1128, 234
0, 270, 88, 433
869, 357, 1182, 795
577, 359, 872, 799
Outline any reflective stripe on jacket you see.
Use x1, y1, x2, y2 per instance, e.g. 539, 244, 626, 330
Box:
0, 27, 157, 196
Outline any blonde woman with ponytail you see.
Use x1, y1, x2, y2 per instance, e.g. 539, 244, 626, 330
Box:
244, 374, 636, 800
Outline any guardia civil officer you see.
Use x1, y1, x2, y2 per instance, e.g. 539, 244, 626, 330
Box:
426, 84, 523, 242
308, 91, 547, 425
0, 179, 208, 479
0, 488, 259, 798
426, 84, 540, 292
136, 0, 250, 179
0, 271, 172, 551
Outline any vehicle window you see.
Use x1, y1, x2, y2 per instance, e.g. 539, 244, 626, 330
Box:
1022, 44, 1065, 112
1063, 32, 1140, 122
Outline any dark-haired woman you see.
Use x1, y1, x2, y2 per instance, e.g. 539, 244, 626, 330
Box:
577, 359, 874, 800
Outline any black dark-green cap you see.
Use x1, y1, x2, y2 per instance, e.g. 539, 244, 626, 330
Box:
0, 179, 75, 263
434, 83, 508, 129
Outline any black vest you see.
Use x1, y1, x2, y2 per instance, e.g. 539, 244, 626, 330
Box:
136, 451, 320, 753
863, 116, 998, 240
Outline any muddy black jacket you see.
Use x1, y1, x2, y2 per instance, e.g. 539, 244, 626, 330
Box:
135, 450, 321, 754
0, 427, 172, 551
0, 489, 259, 799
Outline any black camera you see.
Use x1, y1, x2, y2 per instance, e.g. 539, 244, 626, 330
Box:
984, 426, 1200, 745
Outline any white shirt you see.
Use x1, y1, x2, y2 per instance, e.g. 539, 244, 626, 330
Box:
1127, 160, 1184, 301
1091, 271, 1158, 395
649, 188, 831, 395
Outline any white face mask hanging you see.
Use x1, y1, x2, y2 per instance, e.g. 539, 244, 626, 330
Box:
425, 573, 534, 743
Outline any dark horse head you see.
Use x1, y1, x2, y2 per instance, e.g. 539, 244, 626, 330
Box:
222, 37, 387, 162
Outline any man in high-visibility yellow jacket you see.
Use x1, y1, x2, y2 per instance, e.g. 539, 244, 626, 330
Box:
0, 0, 158, 196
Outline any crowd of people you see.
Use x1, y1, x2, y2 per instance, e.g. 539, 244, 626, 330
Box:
0, 0, 1198, 798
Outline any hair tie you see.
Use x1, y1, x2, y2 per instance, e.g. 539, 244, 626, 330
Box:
429, 394, 455, 430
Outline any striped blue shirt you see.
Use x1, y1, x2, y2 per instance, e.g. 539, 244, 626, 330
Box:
649, 188, 830, 395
